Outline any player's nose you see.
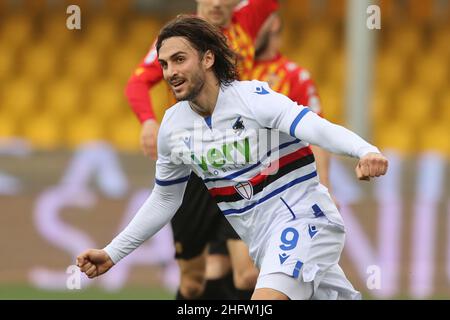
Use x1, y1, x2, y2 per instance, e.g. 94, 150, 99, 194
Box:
167, 63, 178, 79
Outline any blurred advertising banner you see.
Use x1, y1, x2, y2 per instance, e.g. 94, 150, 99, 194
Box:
0, 142, 179, 295
0, 142, 449, 299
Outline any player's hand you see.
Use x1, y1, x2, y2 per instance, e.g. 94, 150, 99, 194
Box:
76, 249, 114, 279
140, 119, 160, 160
355, 152, 388, 181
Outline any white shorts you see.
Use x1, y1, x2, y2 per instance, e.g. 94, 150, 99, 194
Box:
255, 272, 314, 300
255, 265, 361, 300
255, 214, 361, 300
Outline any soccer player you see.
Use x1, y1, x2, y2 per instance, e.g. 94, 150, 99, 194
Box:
252, 13, 333, 193
125, 0, 278, 299
78, 16, 388, 300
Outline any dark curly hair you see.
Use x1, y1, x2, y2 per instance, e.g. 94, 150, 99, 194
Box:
156, 15, 238, 86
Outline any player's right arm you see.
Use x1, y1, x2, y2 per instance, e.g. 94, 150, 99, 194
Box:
125, 44, 164, 159
77, 118, 191, 277
288, 67, 333, 189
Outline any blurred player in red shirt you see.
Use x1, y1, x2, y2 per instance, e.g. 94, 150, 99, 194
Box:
251, 13, 333, 191
125, 0, 278, 300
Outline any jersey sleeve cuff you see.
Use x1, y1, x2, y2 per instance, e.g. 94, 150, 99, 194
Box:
357, 146, 381, 158
103, 245, 121, 265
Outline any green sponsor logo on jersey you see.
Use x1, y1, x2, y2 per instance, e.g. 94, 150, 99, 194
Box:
191, 137, 252, 171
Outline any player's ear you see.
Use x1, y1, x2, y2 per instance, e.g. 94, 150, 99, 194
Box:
202, 50, 215, 70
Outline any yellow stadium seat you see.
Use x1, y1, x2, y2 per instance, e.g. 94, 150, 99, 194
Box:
108, 46, 146, 82
107, 114, 141, 152
439, 92, 450, 124
375, 52, 407, 92
282, 0, 311, 21
387, 24, 422, 57
85, 16, 118, 51
431, 28, 450, 57
1, 78, 39, 118
418, 122, 450, 155
0, 47, 15, 81
22, 44, 58, 81
397, 86, 433, 128
324, 0, 346, 21
371, 89, 393, 125
22, 0, 51, 14
42, 14, 77, 49
1, 13, 33, 49
374, 123, 415, 155
126, 18, 162, 52
44, 79, 82, 119
86, 81, 127, 120
378, 0, 397, 21
63, 0, 90, 9
408, 0, 434, 23
23, 113, 62, 149
414, 54, 449, 91
318, 85, 344, 125
324, 51, 346, 86
66, 113, 106, 148
297, 22, 337, 57
0, 113, 17, 138
64, 44, 102, 82
103, 0, 133, 17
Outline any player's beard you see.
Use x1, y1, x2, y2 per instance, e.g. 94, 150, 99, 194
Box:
173, 71, 205, 102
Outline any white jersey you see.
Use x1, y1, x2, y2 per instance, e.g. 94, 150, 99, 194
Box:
150, 80, 377, 267
103, 80, 375, 298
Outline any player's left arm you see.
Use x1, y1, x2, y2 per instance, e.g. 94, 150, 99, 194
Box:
233, 0, 279, 40
290, 69, 332, 189
249, 82, 388, 181
290, 111, 387, 181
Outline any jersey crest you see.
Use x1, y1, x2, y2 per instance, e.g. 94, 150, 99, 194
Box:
234, 181, 253, 200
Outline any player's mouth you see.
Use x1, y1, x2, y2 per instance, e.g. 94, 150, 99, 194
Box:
171, 79, 186, 90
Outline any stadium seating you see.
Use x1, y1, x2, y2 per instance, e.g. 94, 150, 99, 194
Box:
397, 85, 434, 128
418, 122, 450, 155
0, 113, 17, 139
0, 13, 32, 49
66, 113, 106, 148
43, 78, 82, 119
0, 46, 15, 82
0, 0, 447, 155
374, 123, 415, 154
22, 43, 59, 82
23, 113, 62, 149
1, 78, 39, 119
86, 81, 128, 121
107, 113, 141, 152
